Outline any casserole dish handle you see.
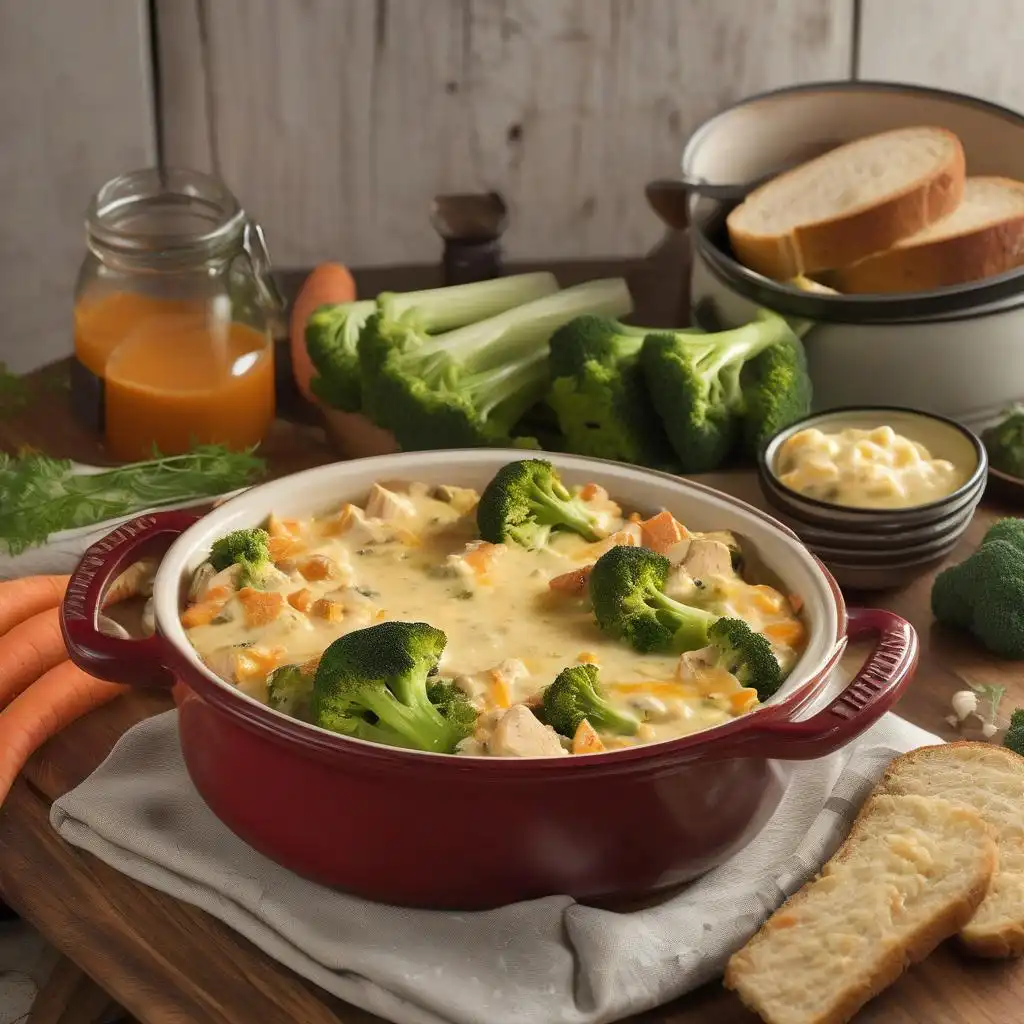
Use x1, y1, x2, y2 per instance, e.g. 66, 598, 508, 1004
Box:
716, 608, 919, 761
61, 510, 200, 689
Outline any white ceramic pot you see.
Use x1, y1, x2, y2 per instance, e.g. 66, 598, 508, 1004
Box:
681, 81, 1024, 432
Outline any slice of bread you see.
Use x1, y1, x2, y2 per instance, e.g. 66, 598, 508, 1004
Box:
726, 126, 966, 280
875, 742, 1024, 957
825, 177, 1024, 294
723, 794, 996, 1024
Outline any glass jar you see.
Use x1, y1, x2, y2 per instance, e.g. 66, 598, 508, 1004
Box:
72, 167, 285, 462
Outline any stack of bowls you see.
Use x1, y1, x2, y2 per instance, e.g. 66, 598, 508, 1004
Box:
757, 407, 987, 591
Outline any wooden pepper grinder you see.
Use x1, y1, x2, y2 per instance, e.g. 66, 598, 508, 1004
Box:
430, 192, 509, 284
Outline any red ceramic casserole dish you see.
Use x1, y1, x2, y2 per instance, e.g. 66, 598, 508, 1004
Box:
61, 450, 918, 910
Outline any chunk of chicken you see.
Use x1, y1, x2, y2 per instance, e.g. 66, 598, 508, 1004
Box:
364, 483, 417, 521
682, 539, 734, 581
487, 705, 568, 757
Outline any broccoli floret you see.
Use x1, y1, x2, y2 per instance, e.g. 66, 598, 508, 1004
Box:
931, 519, 1024, 659
359, 276, 633, 450
311, 621, 476, 753
739, 337, 813, 458
358, 273, 559, 425
983, 406, 1024, 479
540, 663, 640, 738
208, 527, 273, 587
588, 544, 719, 654
305, 300, 377, 412
476, 458, 605, 548
267, 663, 315, 721
1003, 708, 1024, 756
704, 617, 783, 700
426, 679, 479, 734
546, 315, 686, 468
639, 310, 798, 472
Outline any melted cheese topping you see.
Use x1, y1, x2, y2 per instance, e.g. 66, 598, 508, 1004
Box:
182, 480, 806, 756
776, 425, 966, 510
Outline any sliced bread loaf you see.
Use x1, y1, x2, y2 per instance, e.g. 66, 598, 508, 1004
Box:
726, 126, 966, 280
723, 793, 996, 1024
876, 742, 1024, 957
825, 176, 1024, 293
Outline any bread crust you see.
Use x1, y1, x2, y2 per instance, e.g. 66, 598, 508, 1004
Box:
726, 128, 966, 280
826, 177, 1024, 294
876, 741, 1024, 959
723, 793, 997, 1024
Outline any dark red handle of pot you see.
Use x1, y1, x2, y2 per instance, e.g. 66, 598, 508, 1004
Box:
716, 607, 918, 761
61, 510, 200, 689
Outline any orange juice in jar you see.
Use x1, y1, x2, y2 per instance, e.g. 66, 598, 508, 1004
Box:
72, 169, 284, 462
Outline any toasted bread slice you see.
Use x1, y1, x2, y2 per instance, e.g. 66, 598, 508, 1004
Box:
724, 794, 996, 1024
825, 177, 1024, 294
726, 126, 965, 280
875, 742, 1024, 957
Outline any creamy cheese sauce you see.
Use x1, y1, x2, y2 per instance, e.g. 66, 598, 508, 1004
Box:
182, 479, 806, 756
775, 425, 967, 510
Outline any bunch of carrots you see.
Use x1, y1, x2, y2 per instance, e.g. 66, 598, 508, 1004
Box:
0, 573, 132, 807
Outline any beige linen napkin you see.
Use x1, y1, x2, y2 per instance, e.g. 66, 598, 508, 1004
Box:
50, 709, 939, 1024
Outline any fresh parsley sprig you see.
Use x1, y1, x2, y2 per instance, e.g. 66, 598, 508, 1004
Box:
0, 444, 266, 555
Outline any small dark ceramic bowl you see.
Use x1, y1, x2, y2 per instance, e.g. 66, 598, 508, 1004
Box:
758, 407, 986, 590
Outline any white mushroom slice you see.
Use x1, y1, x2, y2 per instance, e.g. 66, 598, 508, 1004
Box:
487, 705, 568, 757
682, 538, 734, 580
364, 482, 417, 521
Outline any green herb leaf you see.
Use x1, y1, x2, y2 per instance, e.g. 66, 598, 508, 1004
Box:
968, 682, 1007, 725
0, 443, 266, 555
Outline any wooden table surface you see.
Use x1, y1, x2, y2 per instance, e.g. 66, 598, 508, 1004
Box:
2, 248, 1024, 1024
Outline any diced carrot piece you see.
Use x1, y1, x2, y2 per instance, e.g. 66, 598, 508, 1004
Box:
181, 600, 227, 628
750, 585, 785, 614
322, 504, 358, 536
374, 608, 389, 622
288, 588, 313, 612
489, 671, 512, 709
579, 483, 601, 501
267, 515, 301, 539
234, 645, 287, 683
763, 619, 806, 647
237, 587, 284, 627
572, 719, 605, 754
298, 554, 337, 581
462, 542, 500, 583
268, 535, 304, 561
548, 565, 593, 595
311, 598, 345, 623
204, 585, 232, 603
639, 510, 689, 554
728, 687, 760, 713
577, 651, 599, 665
769, 912, 799, 930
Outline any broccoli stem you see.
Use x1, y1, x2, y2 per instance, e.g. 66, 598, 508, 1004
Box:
414, 278, 635, 372
689, 315, 789, 408
378, 272, 558, 333
358, 687, 452, 753
648, 590, 718, 650
461, 348, 551, 424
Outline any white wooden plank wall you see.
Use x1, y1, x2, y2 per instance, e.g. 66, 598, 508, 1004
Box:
0, 0, 155, 374
858, 0, 1024, 112
156, 0, 854, 269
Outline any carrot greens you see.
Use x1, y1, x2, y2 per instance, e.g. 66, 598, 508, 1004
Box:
0, 444, 266, 555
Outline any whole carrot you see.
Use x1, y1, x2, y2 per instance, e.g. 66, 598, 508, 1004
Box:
0, 608, 68, 708
0, 575, 69, 637
0, 661, 126, 807
289, 263, 357, 403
